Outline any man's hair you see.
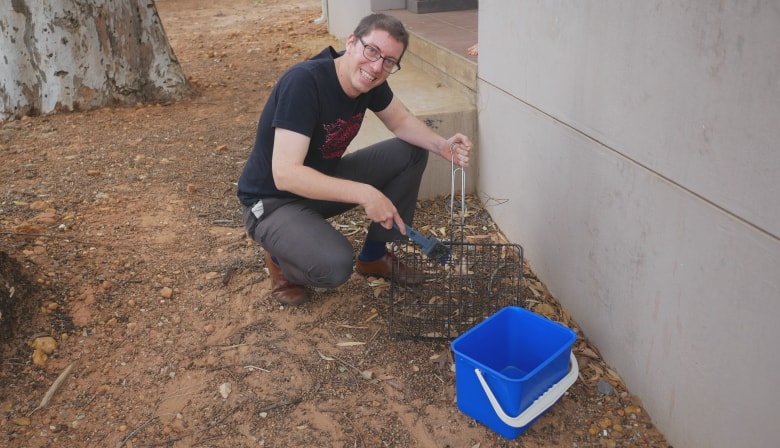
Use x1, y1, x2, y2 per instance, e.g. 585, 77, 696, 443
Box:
353, 13, 409, 59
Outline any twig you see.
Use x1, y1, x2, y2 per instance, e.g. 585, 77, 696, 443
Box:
228, 276, 266, 294
488, 262, 508, 291
0, 231, 102, 246
216, 343, 248, 351
135, 405, 242, 447
222, 267, 236, 286
211, 219, 239, 226
119, 416, 159, 447
363, 329, 382, 355
28, 362, 75, 416
367, 328, 381, 345
317, 350, 377, 382
255, 396, 302, 414
342, 411, 367, 447
193, 434, 226, 446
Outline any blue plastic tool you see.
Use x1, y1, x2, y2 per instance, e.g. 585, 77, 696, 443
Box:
394, 223, 451, 265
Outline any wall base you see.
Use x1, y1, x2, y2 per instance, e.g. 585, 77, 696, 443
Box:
406, 0, 478, 14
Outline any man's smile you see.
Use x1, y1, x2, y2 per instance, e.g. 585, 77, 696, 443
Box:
359, 68, 377, 82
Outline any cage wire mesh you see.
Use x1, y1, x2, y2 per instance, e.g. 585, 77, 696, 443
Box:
388, 232, 524, 339
388, 163, 524, 339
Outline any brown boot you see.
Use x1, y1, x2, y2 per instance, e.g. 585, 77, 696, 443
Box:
355, 251, 426, 285
264, 252, 310, 305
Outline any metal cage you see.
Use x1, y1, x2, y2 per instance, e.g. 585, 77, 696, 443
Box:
388, 227, 524, 339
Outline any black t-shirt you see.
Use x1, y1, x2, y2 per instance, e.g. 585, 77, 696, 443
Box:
237, 47, 394, 206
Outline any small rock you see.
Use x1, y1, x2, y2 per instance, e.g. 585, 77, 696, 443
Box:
204, 324, 215, 333
624, 405, 642, 416
600, 439, 617, 448
597, 378, 614, 395
219, 382, 232, 398
160, 287, 173, 299
32, 349, 49, 366
32, 212, 58, 225
32, 336, 58, 354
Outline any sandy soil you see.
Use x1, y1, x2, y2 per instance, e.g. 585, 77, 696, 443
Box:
0, 0, 672, 447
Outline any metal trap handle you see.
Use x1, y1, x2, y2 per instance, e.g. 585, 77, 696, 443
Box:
450, 143, 467, 225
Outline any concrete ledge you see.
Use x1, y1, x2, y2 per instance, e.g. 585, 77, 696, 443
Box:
403, 34, 477, 102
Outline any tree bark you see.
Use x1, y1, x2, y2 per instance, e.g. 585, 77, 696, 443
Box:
0, 0, 193, 122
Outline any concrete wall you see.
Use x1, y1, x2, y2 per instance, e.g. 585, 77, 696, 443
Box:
476, 1, 780, 447
326, 0, 372, 39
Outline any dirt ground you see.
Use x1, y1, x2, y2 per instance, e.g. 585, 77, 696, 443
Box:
0, 0, 673, 447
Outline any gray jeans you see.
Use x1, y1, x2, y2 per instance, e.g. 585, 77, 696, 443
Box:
242, 138, 428, 288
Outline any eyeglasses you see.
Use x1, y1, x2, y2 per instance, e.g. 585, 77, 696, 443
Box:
358, 37, 402, 74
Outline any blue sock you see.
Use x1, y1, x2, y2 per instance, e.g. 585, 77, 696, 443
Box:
358, 239, 387, 262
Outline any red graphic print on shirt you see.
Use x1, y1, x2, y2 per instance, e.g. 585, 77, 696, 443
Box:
321, 113, 364, 159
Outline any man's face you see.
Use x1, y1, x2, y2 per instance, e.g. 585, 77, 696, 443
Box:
341, 29, 403, 97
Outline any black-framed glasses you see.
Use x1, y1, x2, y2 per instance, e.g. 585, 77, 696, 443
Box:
358, 37, 401, 74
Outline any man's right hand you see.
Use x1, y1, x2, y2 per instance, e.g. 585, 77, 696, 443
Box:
361, 186, 405, 233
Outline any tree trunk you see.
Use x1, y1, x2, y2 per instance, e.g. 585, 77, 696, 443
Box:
0, 0, 193, 121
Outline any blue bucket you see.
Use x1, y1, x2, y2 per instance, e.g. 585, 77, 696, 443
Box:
451, 306, 578, 439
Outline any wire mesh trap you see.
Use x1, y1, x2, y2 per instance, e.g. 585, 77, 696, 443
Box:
388, 156, 524, 339
388, 235, 524, 339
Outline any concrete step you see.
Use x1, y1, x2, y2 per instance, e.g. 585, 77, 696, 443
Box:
348, 24, 478, 199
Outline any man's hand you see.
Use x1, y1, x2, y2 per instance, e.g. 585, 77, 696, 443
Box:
445, 134, 473, 167
360, 185, 406, 233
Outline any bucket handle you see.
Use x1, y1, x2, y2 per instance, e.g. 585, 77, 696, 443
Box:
474, 353, 579, 428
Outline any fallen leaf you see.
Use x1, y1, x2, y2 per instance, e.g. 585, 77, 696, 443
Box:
430, 351, 452, 369
317, 351, 335, 361
12, 417, 31, 426
577, 345, 601, 359
605, 367, 624, 384
533, 303, 556, 318
336, 341, 365, 347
